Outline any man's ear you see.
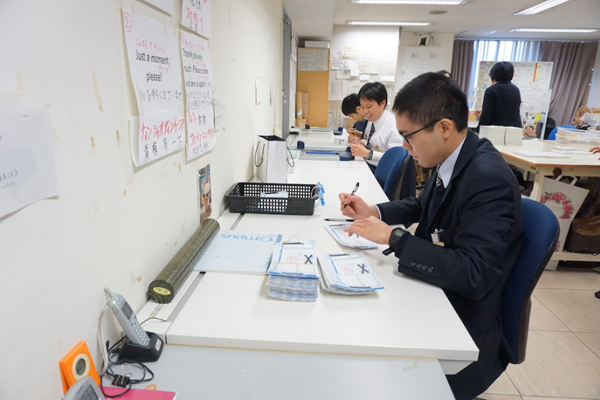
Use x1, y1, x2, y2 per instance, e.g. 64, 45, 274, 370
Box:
439, 118, 454, 138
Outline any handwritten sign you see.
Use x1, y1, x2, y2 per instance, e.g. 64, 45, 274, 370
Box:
0, 105, 59, 218
180, 31, 215, 160
122, 8, 185, 166
181, 0, 211, 39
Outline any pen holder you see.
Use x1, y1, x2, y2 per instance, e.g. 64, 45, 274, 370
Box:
118, 332, 163, 363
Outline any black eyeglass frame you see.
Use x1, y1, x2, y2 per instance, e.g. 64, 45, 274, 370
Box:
399, 119, 442, 144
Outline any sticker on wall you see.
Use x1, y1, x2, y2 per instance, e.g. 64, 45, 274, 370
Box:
198, 165, 212, 223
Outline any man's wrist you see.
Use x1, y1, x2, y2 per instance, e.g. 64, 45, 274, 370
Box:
383, 227, 408, 255
365, 150, 374, 160
389, 227, 407, 249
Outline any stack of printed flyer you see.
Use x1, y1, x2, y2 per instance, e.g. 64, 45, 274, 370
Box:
318, 253, 384, 295
267, 241, 319, 302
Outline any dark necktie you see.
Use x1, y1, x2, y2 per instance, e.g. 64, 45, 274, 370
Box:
427, 171, 445, 226
366, 123, 375, 148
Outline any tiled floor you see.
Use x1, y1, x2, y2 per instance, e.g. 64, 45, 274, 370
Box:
480, 266, 600, 400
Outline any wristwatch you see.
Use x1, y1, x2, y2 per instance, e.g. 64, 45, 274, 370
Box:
383, 227, 408, 255
365, 150, 374, 160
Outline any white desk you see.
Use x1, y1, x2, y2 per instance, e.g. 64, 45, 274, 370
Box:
134, 345, 455, 399
165, 160, 478, 376
497, 140, 600, 265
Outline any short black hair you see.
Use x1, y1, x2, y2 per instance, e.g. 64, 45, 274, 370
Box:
392, 72, 468, 132
358, 82, 387, 107
341, 93, 361, 116
489, 61, 514, 82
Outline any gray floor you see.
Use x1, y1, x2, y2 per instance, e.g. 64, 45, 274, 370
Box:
480, 266, 600, 400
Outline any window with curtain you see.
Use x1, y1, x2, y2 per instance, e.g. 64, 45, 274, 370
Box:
468, 40, 542, 99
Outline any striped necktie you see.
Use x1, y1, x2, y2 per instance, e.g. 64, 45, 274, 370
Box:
427, 171, 445, 226
366, 123, 375, 148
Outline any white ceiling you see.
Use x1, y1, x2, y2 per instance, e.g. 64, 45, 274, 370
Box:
284, 0, 600, 41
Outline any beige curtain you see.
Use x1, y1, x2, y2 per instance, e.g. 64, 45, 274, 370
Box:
539, 41, 599, 125
451, 40, 474, 95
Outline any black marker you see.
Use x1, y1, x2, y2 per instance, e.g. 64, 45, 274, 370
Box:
342, 182, 359, 209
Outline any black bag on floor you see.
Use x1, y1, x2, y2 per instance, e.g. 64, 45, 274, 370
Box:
564, 216, 600, 254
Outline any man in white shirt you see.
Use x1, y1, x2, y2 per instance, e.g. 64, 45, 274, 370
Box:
350, 82, 404, 172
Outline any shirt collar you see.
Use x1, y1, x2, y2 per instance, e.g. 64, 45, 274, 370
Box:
437, 136, 466, 188
372, 110, 389, 131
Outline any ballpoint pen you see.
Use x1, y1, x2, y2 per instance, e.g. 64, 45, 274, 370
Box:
342, 182, 359, 209
324, 218, 355, 222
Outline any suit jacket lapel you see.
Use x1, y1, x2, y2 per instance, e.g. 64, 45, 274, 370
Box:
426, 129, 479, 230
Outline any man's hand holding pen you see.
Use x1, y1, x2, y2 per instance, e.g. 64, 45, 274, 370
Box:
338, 192, 391, 244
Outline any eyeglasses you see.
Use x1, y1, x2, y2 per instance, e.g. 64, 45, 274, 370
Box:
399, 119, 441, 144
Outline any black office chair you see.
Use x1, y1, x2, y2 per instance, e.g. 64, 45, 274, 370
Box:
374, 147, 414, 200
502, 198, 559, 364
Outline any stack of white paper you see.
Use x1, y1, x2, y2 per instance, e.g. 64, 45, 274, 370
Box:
324, 223, 378, 249
318, 253, 384, 295
267, 241, 320, 302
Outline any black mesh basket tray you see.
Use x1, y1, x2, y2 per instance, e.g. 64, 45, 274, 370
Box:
226, 182, 318, 215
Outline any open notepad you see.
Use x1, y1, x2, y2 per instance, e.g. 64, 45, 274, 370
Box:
324, 223, 378, 249
318, 253, 384, 295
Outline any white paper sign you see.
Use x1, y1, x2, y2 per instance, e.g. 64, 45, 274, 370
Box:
122, 8, 185, 166
181, 0, 211, 39
0, 105, 59, 218
180, 31, 215, 160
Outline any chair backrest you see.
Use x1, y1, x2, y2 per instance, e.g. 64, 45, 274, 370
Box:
548, 124, 575, 141
374, 147, 409, 200
502, 198, 559, 364
390, 155, 416, 201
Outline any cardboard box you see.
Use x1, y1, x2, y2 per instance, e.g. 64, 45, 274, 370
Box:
505, 127, 524, 145
296, 92, 309, 121
479, 125, 505, 146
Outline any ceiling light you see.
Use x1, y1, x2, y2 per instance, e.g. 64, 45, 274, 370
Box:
514, 0, 569, 16
510, 28, 598, 33
351, 0, 468, 4
346, 21, 431, 26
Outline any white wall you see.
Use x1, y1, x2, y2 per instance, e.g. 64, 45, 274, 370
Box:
328, 25, 400, 127
0, 0, 282, 398
395, 31, 454, 94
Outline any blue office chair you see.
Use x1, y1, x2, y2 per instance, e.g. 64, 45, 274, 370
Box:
548, 124, 576, 141
502, 198, 559, 364
374, 147, 414, 200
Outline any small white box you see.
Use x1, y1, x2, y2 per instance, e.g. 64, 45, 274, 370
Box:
304, 41, 330, 48
505, 127, 524, 145
479, 125, 505, 146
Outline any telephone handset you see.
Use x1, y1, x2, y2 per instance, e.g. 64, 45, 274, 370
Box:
62, 376, 105, 400
105, 288, 150, 346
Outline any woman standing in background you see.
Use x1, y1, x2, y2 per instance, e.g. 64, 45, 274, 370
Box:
476, 62, 522, 132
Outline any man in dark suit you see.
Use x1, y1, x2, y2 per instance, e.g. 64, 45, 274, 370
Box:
339, 72, 524, 400
476, 61, 522, 131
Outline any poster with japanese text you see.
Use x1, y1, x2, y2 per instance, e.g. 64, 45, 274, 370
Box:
181, 0, 211, 39
122, 8, 185, 166
0, 105, 59, 218
180, 31, 215, 160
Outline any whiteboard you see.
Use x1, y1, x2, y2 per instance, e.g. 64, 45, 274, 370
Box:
298, 48, 329, 72
475, 62, 553, 126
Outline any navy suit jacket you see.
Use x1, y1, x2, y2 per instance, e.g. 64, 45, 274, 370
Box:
378, 130, 523, 398
477, 81, 522, 131
352, 119, 368, 137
